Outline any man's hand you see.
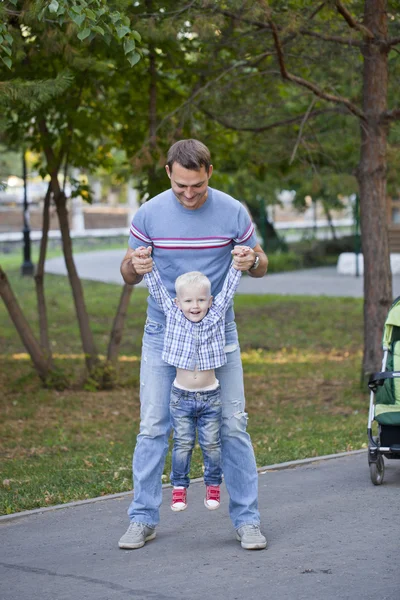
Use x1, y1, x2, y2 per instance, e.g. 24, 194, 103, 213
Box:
133, 245, 153, 275
231, 245, 255, 271
120, 245, 153, 284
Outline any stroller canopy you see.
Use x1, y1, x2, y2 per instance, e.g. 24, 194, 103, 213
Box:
382, 297, 400, 349
374, 296, 400, 425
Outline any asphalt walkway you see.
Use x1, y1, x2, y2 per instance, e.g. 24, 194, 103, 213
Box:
2, 252, 400, 599
1, 452, 399, 600
44, 249, 400, 297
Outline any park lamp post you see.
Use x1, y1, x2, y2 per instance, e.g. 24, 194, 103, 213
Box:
21, 149, 34, 276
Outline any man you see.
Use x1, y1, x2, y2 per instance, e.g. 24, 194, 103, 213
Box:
119, 139, 268, 550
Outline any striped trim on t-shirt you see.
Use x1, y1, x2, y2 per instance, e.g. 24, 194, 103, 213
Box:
235, 222, 255, 244
130, 224, 152, 244
130, 222, 255, 250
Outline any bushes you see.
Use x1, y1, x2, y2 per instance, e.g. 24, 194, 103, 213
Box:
266, 251, 303, 273
297, 235, 358, 268
267, 235, 359, 272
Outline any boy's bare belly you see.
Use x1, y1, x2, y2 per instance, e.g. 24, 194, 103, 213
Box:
176, 367, 217, 390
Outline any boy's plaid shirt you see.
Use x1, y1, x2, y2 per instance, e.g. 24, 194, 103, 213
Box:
144, 263, 242, 370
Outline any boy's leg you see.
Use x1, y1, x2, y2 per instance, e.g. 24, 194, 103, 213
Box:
197, 389, 223, 486
170, 389, 196, 488
216, 322, 261, 530
126, 321, 175, 528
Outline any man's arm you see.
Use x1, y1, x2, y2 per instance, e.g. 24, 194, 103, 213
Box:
232, 242, 268, 278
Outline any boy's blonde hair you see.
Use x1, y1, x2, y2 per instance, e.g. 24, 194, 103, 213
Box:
175, 271, 211, 296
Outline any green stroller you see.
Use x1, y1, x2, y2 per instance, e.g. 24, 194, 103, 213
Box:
368, 297, 400, 484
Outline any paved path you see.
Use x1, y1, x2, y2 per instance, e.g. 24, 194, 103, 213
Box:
1, 452, 399, 600
45, 249, 400, 298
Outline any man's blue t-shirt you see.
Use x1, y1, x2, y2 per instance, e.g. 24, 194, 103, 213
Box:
128, 187, 258, 324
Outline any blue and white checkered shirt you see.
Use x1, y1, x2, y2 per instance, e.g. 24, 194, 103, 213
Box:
144, 263, 242, 370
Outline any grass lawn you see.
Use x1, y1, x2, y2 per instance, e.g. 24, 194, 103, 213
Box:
0, 260, 368, 515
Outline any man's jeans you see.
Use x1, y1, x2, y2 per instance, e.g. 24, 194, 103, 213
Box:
127, 320, 260, 530
170, 384, 222, 488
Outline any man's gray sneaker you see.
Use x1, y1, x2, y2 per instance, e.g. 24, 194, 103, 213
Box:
236, 524, 267, 550
118, 522, 156, 549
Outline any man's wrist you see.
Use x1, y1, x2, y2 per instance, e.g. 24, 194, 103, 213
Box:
121, 257, 142, 284
249, 254, 260, 272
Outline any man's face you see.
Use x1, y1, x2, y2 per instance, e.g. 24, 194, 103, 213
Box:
175, 284, 213, 322
166, 162, 213, 210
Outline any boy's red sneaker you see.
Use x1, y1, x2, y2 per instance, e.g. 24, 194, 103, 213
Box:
171, 487, 187, 511
204, 485, 220, 510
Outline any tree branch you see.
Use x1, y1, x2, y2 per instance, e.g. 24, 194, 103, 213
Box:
138, 51, 272, 144
334, 0, 375, 40
214, 1, 326, 30
290, 97, 316, 164
268, 18, 365, 121
286, 72, 365, 119
37, 118, 64, 192
213, 9, 269, 30
199, 106, 349, 133
136, 0, 197, 18
309, 3, 327, 19
268, 18, 288, 77
299, 28, 363, 47
381, 108, 400, 122
388, 37, 400, 46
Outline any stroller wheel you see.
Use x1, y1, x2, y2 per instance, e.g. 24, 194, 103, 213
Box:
370, 455, 385, 485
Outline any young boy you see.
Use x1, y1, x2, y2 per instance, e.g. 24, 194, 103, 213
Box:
137, 245, 249, 512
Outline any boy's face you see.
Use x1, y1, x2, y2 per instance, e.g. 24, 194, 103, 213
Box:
175, 284, 213, 322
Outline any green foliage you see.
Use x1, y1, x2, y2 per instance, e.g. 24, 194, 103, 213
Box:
69, 178, 93, 204
0, 0, 141, 69
0, 1, 147, 197
83, 361, 117, 391
0, 145, 21, 178
2, 0, 399, 207
292, 170, 358, 212
264, 234, 359, 273
266, 251, 303, 273
43, 367, 70, 391
0, 20, 13, 70
0, 71, 74, 110
0, 0, 380, 208
290, 235, 359, 268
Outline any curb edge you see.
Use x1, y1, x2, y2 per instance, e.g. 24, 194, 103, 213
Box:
0, 449, 366, 523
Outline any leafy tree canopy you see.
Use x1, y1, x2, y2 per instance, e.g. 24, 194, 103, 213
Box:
0, 0, 141, 69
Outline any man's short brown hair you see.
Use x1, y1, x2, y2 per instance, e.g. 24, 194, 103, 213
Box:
167, 139, 211, 173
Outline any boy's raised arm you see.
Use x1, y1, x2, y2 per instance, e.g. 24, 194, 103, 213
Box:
137, 246, 174, 315
213, 245, 255, 313
144, 266, 174, 315
213, 263, 242, 313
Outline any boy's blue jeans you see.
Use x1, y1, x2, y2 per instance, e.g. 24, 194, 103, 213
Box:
127, 320, 260, 530
169, 384, 222, 488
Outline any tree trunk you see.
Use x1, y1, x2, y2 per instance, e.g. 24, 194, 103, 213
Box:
38, 118, 99, 374
107, 283, 134, 364
0, 266, 49, 380
322, 202, 337, 240
34, 183, 53, 366
264, 217, 287, 252
357, 0, 391, 375
54, 190, 99, 372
